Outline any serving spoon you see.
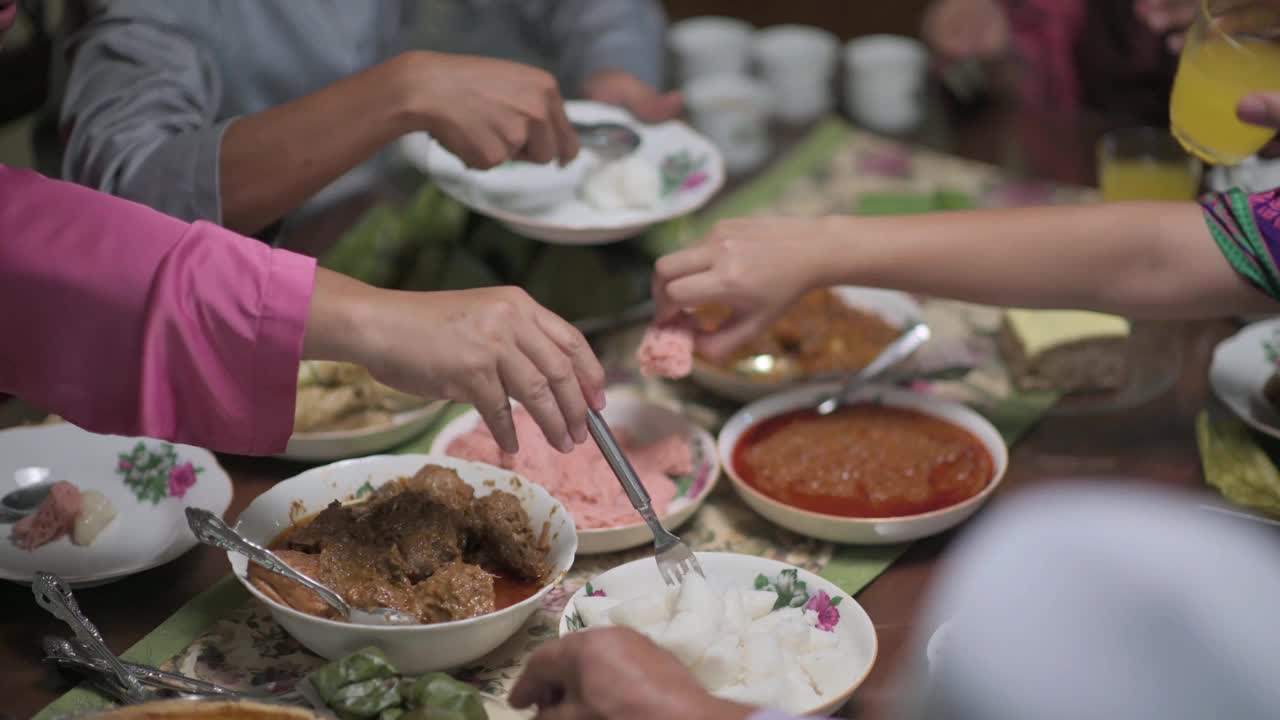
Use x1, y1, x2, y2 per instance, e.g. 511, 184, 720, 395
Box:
572, 121, 642, 161
815, 322, 932, 415
185, 508, 418, 627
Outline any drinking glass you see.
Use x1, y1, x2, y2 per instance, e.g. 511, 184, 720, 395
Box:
1098, 127, 1202, 202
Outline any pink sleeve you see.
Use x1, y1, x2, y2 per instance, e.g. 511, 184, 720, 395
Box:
1004, 0, 1087, 109
0, 166, 316, 455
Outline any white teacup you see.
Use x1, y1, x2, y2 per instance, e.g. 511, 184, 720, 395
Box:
684, 73, 772, 175
843, 34, 929, 135
669, 16, 754, 85
753, 24, 839, 125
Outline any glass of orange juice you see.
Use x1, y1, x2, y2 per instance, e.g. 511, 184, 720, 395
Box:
1098, 127, 1202, 201
1170, 0, 1280, 165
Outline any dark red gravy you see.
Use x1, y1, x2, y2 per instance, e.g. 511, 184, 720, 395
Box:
733, 404, 994, 518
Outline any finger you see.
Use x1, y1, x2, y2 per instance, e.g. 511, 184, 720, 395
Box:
629, 90, 684, 123
511, 639, 574, 708
535, 308, 606, 411
654, 244, 716, 284
697, 313, 773, 362
1167, 32, 1186, 53
499, 351, 574, 453
1258, 138, 1280, 159
467, 371, 520, 454
664, 272, 730, 311
1238, 93, 1280, 130
548, 95, 579, 165
522, 115, 558, 165
516, 321, 590, 445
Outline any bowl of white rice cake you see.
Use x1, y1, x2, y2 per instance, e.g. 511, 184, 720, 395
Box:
558, 552, 877, 716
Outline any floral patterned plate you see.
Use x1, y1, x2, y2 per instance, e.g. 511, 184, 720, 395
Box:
557, 552, 877, 717
1210, 318, 1280, 439
400, 101, 725, 245
429, 385, 721, 555
0, 423, 232, 587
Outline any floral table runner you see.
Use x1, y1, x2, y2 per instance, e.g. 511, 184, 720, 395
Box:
37, 117, 1097, 719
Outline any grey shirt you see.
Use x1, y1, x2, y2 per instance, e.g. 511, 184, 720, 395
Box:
59, 0, 666, 224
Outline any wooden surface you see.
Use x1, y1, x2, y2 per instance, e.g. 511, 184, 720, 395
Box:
0, 99, 1232, 719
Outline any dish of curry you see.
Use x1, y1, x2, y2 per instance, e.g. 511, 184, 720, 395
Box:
732, 404, 995, 518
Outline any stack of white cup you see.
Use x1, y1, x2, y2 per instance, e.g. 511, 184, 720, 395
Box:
670, 18, 932, 173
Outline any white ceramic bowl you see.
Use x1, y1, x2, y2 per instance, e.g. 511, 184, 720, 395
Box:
1209, 318, 1280, 439
558, 552, 878, 717
718, 384, 1008, 544
400, 101, 724, 245
0, 424, 232, 587
689, 286, 923, 403
229, 454, 577, 673
280, 400, 449, 462
669, 16, 755, 84
428, 387, 720, 554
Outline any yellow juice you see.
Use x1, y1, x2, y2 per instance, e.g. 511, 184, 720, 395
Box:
1170, 37, 1280, 165
1099, 159, 1200, 201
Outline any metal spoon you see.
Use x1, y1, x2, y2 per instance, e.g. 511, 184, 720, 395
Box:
1, 467, 54, 522
815, 322, 932, 415
573, 121, 642, 161
32, 572, 150, 703
184, 508, 418, 626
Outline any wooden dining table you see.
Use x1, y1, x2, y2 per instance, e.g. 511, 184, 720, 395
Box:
0, 95, 1237, 720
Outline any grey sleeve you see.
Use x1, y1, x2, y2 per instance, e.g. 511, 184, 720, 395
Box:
60, 3, 231, 223
529, 0, 668, 95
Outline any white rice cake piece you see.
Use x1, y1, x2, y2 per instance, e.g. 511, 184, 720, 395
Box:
609, 591, 674, 629
796, 650, 846, 693
691, 634, 743, 691
663, 610, 717, 665
741, 589, 778, 620
673, 573, 723, 623
714, 678, 784, 707
72, 490, 116, 546
745, 629, 783, 681
775, 613, 811, 656
572, 596, 618, 628
806, 625, 840, 653
721, 589, 750, 639
782, 667, 824, 712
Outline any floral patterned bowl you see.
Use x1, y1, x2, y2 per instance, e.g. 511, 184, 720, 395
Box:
229, 454, 577, 674
0, 423, 232, 587
557, 552, 877, 717
400, 101, 725, 245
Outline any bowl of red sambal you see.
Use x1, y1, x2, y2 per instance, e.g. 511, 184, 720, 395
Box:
718, 383, 1007, 544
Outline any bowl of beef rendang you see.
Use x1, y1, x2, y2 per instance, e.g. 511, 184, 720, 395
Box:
718, 383, 1007, 544
229, 454, 576, 673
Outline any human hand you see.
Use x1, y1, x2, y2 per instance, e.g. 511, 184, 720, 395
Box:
405, 51, 580, 169
509, 627, 753, 720
1134, 0, 1198, 51
583, 70, 683, 123
307, 272, 606, 454
922, 0, 1010, 63
653, 217, 831, 360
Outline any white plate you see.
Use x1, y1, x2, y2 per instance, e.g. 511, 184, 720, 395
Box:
1210, 319, 1280, 438
280, 400, 449, 462
0, 424, 232, 587
230, 454, 577, 673
558, 552, 878, 717
719, 384, 1008, 544
429, 387, 720, 554
689, 286, 924, 403
400, 101, 725, 245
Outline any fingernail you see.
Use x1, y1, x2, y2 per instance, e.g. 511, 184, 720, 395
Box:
559, 437, 575, 453
1239, 96, 1270, 125
593, 390, 607, 410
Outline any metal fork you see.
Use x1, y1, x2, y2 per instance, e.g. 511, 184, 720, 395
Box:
585, 408, 704, 586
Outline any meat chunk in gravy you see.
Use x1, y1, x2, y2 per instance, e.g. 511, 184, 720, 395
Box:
467, 491, 551, 581
252, 464, 548, 625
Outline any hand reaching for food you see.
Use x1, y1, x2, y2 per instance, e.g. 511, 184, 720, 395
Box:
509, 627, 753, 720
304, 270, 606, 455
652, 217, 830, 361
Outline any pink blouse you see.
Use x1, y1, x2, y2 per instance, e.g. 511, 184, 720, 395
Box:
0, 166, 315, 455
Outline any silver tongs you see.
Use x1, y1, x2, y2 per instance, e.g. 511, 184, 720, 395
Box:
585, 409, 704, 586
